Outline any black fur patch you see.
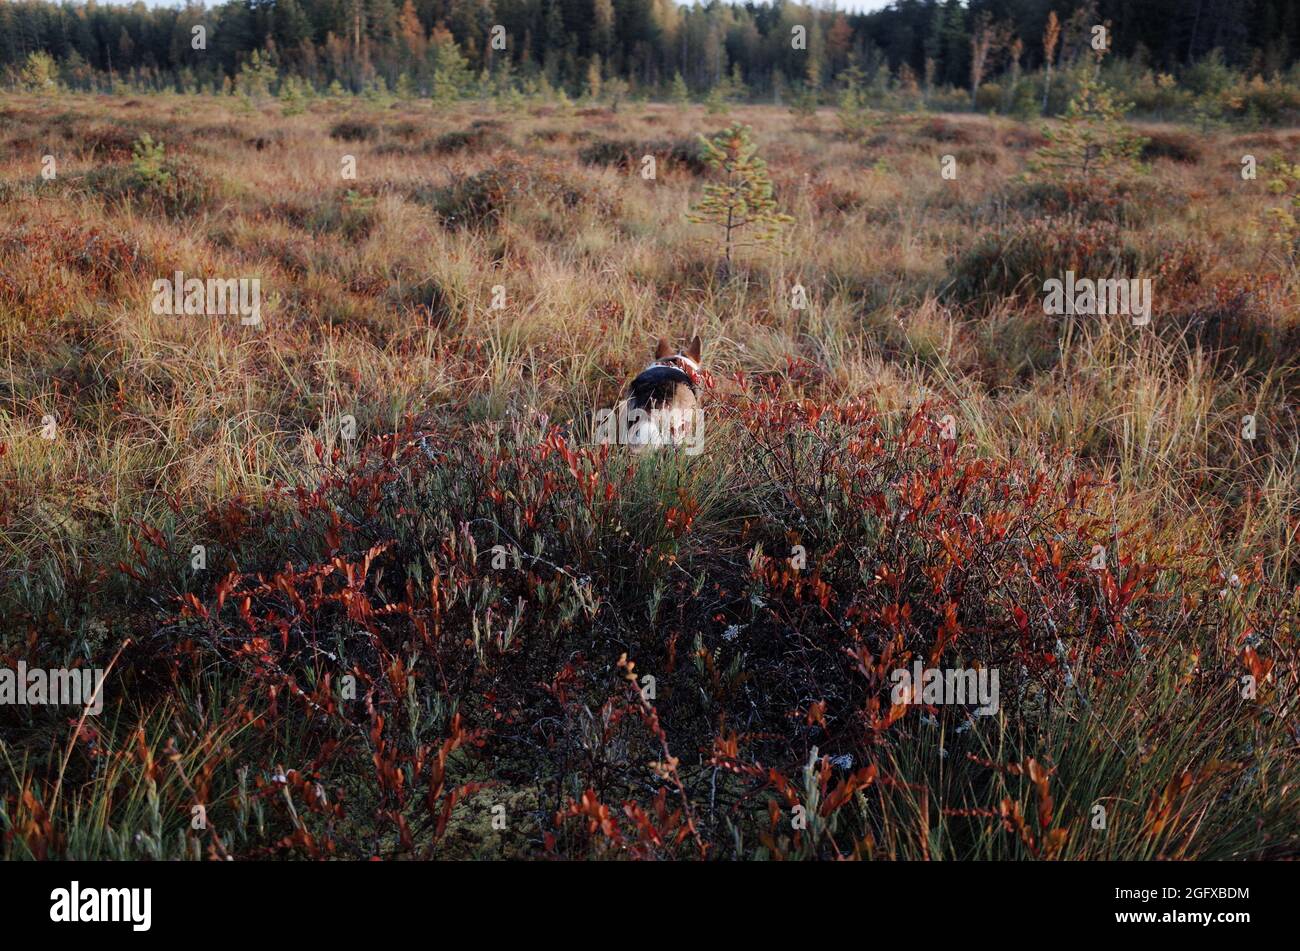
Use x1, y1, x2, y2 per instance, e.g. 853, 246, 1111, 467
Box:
626, 365, 696, 409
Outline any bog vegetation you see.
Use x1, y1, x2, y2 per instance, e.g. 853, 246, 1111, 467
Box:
0, 35, 1297, 859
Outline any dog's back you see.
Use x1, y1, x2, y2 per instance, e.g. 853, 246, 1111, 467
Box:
628, 363, 696, 410
624, 336, 702, 451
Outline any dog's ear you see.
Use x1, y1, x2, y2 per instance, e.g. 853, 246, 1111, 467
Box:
655, 337, 673, 359
687, 335, 701, 362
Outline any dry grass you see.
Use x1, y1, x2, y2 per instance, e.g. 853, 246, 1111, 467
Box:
0, 94, 1296, 859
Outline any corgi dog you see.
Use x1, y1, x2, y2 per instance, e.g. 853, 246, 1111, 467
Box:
623, 335, 705, 454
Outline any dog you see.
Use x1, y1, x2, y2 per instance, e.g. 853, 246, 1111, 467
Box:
622, 335, 704, 454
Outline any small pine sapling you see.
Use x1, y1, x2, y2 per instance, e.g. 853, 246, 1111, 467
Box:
1029, 57, 1146, 188
1265, 157, 1300, 259
837, 64, 881, 141
686, 123, 794, 268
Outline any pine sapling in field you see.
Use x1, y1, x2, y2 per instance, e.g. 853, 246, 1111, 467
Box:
787, 83, 819, 121
837, 64, 882, 142
669, 71, 690, 103
1029, 59, 1146, 187
1265, 157, 1300, 258
431, 29, 472, 103
279, 75, 307, 116
687, 123, 793, 267
19, 51, 58, 92
235, 48, 278, 101
603, 77, 629, 111
131, 133, 171, 190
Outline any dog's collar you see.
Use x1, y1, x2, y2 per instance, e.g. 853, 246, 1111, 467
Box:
646, 354, 701, 375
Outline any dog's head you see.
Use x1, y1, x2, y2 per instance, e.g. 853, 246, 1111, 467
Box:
648, 335, 703, 383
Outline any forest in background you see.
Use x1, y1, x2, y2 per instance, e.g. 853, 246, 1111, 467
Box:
4, 0, 1300, 121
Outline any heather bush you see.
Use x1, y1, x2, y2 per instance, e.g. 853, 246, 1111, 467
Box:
77, 134, 216, 217
432, 124, 510, 154
578, 136, 708, 174
5, 399, 1292, 860
945, 217, 1143, 306
329, 119, 379, 143
424, 159, 603, 230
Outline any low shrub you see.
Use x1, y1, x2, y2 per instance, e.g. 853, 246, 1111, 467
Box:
309, 188, 379, 240
422, 159, 602, 230
945, 217, 1144, 306
79, 135, 216, 218
8, 397, 1286, 860
329, 118, 379, 142
432, 125, 509, 154
915, 117, 974, 144
1141, 130, 1202, 164
578, 136, 709, 174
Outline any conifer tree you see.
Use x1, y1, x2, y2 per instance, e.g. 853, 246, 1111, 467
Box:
19, 51, 58, 92
1265, 157, 1300, 257
836, 62, 879, 140
687, 123, 793, 266
1030, 57, 1145, 185
669, 71, 689, 103
430, 30, 471, 103
235, 48, 278, 100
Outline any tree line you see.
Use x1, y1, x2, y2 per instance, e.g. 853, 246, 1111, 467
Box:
2, 0, 1298, 102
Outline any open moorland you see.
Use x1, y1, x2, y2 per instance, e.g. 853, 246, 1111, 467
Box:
0, 92, 1297, 859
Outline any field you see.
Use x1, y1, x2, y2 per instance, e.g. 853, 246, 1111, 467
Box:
0, 92, 1297, 859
